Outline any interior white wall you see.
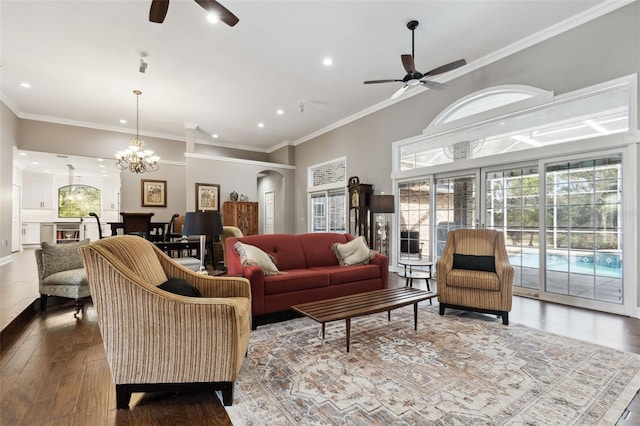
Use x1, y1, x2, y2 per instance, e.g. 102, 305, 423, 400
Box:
0, 103, 19, 260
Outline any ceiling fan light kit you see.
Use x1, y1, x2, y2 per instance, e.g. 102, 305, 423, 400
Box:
364, 20, 466, 99
149, 0, 239, 26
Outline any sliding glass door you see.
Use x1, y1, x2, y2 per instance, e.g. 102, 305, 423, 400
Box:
484, 165, 540, 291
434, 173, 478, 260
544, 155, 622, 304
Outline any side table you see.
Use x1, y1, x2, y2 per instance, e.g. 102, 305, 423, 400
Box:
398, 258, 433, 292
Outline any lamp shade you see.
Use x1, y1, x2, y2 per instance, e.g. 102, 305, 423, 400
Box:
182, 211, 223, 237
370, 195, 395, 213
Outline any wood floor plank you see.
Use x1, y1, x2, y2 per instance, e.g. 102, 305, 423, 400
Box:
73, 358, 110, 426
0, 353, 50, 424
48, 364, 85, 419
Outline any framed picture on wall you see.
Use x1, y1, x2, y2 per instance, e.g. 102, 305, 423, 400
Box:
141, 179, 167, 207
196, 183, 220, 211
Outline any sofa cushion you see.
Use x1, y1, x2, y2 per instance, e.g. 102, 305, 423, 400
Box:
309, 264, 381, 285
41, 268, 88, 286
332, 236, 375, 266
235, 234, 306, 270
263, 269, 330, 295
234, 242, 282, 275
446, 269, 501, 290
298, 233, 351, 267
158, 277, 202, 297
41, 239, 90, 277
453, 254, 496, 273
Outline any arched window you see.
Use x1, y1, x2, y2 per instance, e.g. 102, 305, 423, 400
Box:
396, 81, 630, 171
58, 185, 101, 218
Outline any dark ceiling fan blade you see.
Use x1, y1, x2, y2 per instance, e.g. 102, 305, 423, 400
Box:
364, 79, 403, 84
194, 0, 239, 27
149, 0, 169, 23
401, 54, 416, 74
420, 80, 449, 91
424, 59, 467, 77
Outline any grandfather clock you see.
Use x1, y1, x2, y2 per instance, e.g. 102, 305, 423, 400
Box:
347, 176, 373, 245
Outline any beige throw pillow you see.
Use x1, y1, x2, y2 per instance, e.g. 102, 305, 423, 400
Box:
332, 236, 375, 266
234, 242, 283, 275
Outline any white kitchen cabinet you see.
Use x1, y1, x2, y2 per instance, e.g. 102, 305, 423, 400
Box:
21, 223, 41, 245
22, 173, 54, 209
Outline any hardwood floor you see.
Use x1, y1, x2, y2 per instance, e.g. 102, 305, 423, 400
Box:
1, 249, 639, 424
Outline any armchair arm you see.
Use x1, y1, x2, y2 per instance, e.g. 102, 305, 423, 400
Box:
436, 232, 456, 282
155, 250, 251, 299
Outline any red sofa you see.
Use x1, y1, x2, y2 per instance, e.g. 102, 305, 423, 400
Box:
226, 233, 388, 328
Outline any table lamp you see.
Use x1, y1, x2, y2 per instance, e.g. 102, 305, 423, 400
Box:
370, 194, 395, 255
182, 211, 224, 272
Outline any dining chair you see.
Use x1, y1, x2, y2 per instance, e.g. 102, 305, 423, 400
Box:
120, 212, 154, 239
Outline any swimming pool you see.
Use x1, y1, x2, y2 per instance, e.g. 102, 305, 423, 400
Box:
509, 251, 622, 278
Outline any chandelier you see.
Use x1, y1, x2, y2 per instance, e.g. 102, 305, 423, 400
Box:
115, 90, 160, 173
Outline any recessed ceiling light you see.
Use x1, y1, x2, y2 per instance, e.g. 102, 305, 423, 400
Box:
276, 109, 284, 115
32, 161, 39, 165
257, 123, 265, 128
120, 119, 127, 124
44, 170, 50, 173
212, 134, 219, 138
19, 82, 31, 88
97, 158, 104, 162
207, 13, 220, 23
323, 57, 333, 66
99, 165, 105, 168
19, 152, 27, 156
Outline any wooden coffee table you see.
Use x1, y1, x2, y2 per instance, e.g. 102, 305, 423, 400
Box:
292, 287, 437, 352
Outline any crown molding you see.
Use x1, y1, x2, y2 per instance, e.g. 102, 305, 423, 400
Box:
19, 112, 186, 142
185, 152, 296, 170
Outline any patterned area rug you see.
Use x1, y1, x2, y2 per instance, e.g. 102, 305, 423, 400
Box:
225, 305, 640, 425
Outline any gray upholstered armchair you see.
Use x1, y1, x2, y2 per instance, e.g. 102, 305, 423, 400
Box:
35, 239, 91, 317
79, 235, 252, 408
436, 229, 514, 325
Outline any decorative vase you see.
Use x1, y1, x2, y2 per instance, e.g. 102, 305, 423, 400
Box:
230, 191, 239, 201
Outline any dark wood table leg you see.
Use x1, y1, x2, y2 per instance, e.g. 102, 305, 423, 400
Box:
322, 323, 326, 339
414, 302, 418, 330
346, 318, 351, 352
388, 310, 391, 321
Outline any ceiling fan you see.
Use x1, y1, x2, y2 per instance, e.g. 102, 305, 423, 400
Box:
364, 20, 466, 99
149, 0, 239, 26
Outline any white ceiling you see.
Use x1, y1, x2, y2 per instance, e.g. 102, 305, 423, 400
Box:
1, 0, 617, 157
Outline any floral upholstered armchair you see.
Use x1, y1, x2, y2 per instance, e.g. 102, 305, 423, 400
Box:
436, 229, 514, 325
79, 235, 252, 408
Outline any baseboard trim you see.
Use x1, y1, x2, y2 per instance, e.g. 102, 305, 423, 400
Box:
0, 298, 38, 347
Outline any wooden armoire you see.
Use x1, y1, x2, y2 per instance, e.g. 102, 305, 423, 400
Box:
223, 201, 259, 236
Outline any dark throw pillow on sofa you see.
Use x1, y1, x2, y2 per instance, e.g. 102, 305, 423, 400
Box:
453, 254, 496, 273
158, 278, 202, 297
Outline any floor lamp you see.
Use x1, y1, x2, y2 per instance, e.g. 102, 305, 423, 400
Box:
370, 194, 395, 256
182, 211, 224, 273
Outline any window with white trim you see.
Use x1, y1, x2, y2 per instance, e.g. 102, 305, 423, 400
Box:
308, 158, 347, 233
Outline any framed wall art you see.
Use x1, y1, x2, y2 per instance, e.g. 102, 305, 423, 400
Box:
196, 183, 220, 211
141, 179, 167, 207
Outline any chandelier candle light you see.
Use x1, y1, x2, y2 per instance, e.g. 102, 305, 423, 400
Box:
115, 90, 160, 173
